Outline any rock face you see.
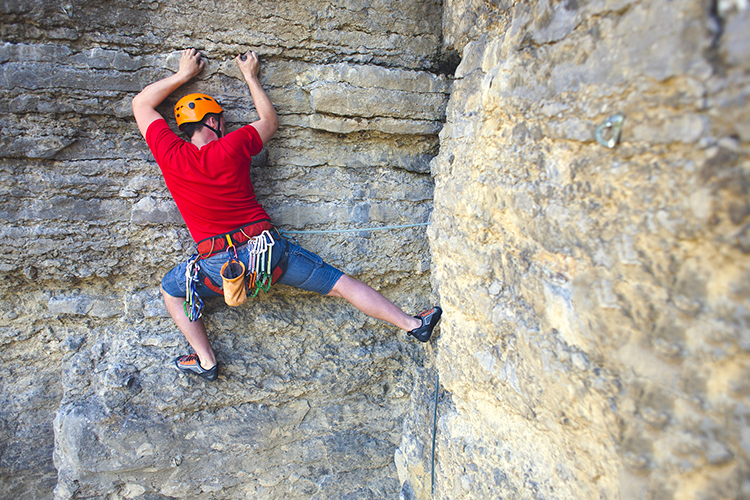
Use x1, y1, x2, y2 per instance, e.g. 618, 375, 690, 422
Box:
395, 1, 750, 499
2, 0, 750, 499
0, 1, 448, 499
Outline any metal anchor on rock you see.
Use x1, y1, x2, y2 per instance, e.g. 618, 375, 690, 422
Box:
595, 112, 625, 148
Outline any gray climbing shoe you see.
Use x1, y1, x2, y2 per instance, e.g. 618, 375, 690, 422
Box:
407, 306, 442, 342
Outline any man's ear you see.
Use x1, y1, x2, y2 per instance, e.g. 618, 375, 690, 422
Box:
205, 115, 219, 128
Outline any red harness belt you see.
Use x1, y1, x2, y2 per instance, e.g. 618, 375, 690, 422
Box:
195, 219, 273, 259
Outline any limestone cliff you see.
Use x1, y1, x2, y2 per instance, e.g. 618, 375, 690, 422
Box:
2, 1, 750, 500
396, 1, 750, 499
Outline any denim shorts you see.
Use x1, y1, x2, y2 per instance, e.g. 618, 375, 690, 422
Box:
161, 234, 344, 299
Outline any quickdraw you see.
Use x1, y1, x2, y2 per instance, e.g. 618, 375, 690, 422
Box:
183, 253, 204, 321
248, 230, 274, 298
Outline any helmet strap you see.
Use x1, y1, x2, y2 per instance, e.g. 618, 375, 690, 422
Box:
203, 123, 223, 140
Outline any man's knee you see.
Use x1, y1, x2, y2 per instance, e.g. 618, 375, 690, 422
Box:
326, 274, 352, 298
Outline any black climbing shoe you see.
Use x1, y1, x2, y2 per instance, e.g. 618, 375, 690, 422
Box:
407, 306, 442, 342
174, 353, 218, 381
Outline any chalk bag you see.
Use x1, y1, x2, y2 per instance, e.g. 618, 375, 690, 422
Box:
220, 259, 247, 306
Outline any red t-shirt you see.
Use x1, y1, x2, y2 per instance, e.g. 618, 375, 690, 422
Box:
145, 119, 271, 243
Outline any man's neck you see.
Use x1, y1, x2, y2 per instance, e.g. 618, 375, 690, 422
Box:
191, 129, 219, 149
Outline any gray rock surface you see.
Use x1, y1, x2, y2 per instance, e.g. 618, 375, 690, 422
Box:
0, 1, 446, 499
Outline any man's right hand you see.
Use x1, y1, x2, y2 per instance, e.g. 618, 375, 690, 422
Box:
178, 48, 205, 80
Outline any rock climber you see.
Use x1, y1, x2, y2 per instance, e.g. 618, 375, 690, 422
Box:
131, 48, 441, 381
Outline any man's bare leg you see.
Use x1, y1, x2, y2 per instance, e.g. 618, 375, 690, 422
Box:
161, 287, 217, 369
327, 275, 422, 332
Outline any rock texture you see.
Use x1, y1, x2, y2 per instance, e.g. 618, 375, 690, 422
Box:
0, 1, 448, 499
3, 0, 750, 499
396, 0, 750, 499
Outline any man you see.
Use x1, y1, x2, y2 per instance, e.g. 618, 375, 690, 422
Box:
132, 48, 441, 381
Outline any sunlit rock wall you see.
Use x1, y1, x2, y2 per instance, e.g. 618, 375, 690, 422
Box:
0, 1, 450, 498
397, 1, 750, 499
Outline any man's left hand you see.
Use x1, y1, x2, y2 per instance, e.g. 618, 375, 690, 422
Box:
237, 51, 261, 82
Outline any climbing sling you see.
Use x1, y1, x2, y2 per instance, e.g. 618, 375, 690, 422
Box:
184, 253, 204, 321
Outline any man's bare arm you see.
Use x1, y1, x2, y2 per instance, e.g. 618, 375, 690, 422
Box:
236, 51, 279, 145
132, 48, 205, 139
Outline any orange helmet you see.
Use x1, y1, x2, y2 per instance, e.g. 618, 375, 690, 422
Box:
174, 93, 224, 130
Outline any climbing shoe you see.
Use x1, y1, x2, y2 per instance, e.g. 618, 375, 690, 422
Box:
174, 353, 218, 381
407, 306, 442, 342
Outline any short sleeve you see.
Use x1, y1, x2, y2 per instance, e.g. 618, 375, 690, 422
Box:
223, 124, 264, 160
145, 119, 184, 164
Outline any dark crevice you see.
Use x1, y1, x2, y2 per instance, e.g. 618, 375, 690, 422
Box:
436, 48, 461, 77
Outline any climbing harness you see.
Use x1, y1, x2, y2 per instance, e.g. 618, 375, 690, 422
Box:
183, 226, 287, 320
196, 220, 273, 259
595, 112, 625, 149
